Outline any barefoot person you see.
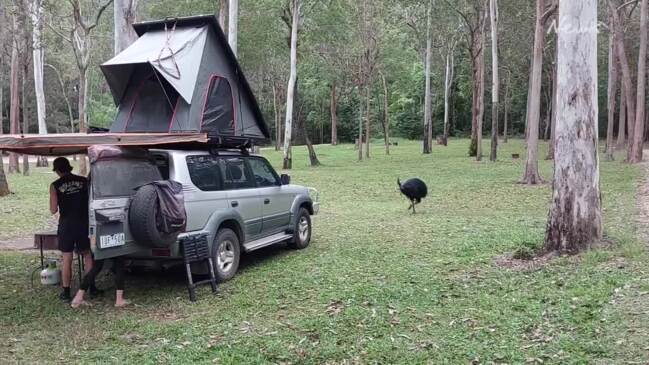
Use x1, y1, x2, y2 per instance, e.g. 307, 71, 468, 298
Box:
71, 258, 128, 308
50, 157, 100, 301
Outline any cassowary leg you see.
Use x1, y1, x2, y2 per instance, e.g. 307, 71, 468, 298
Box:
411, 200, 416, 214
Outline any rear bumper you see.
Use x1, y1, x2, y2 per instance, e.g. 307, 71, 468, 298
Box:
312, 201, 320, 215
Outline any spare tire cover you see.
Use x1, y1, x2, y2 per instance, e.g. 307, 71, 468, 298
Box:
128, 185, 179, 248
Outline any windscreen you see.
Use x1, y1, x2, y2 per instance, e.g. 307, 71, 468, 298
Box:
92, 159, 162, 198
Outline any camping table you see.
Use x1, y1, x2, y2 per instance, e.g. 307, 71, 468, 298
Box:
34, 231, 84, 283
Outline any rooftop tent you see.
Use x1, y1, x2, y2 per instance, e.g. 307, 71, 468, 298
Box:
101, 15, 269, 143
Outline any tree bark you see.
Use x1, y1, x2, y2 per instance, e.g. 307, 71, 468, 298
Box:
546, 56, 558, 160
380, 71, 390, 154
32, 0, 46, 136
228, 0, 238, 57
218, 0, 228, 32
8, 17, 20, 174
630, 0, 648, 163
358, 87, 364, 160
365, 84, 371, 159
283, 0, 300, 170
609, 1, 636, 160
617, 81, 626, 149
545, 0, 602, 253
521, 0, 546, 184
489, 0, 499, 162
423, 0, 433, 155
114, 0, 138, 55
330, 81, 338, 145
443, 45, 455, 146
606, 18, 618, 161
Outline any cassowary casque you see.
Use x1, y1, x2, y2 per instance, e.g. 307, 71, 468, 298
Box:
398, 178, 428, 214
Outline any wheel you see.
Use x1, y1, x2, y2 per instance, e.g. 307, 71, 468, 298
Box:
129, 185, 179, 248
288, 207, 312, 249
211, 228, 241, 282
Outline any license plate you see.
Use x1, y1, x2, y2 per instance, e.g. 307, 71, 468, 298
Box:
99, 233, 125, 249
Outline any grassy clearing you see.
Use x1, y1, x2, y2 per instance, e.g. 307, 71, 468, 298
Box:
0, 139, 647, 364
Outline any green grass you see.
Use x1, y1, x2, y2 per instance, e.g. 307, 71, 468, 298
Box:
0, 139, 647, 364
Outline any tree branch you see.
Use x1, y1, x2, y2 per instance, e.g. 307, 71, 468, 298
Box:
87, 0, 114, 31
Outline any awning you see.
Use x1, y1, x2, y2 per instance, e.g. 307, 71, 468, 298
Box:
101, 26, 208, 104
0, 133, 208, 156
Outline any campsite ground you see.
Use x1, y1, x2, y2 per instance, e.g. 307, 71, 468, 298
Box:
0, 139, 648, 364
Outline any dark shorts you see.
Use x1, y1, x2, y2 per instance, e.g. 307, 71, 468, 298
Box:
58, 224, 90, 254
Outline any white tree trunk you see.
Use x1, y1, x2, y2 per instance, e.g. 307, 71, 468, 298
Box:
31, 0, 47, 135
283, 0, 300, 170
228, 0, 239, 57
545, 0, 602, 253
522, 0, 545, 184
489, 0, 499, 161
630, 0, 648, 163
423, 0, 433, 154
442, 51, 453, 145
218, 0, 228, 32
114, 0, 138, 55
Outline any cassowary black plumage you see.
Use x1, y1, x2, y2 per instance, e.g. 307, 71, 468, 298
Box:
398, 178, 428, 214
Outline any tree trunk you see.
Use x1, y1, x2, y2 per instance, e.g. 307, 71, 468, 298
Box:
630, 0, 648, 163
423, 0, 433, 155
228, 0, 238, 57
330, 81, 338, 145
365, 84, 371, 159
443, 47, 454, 146
609, 1, 636, 160
273, 82, 281, 151
617, 81, 626, 149
298, 105, 320, 167
358, 89, 363, 161
380, 71, 390, 154
545, 0, 602, 253
546, 49, 558, 160
32, 0, 46, 136
78, 67, 88, 175
521, 0, 545, 184
21, 63, 29, 176
114, 0, 138, 55
0, 50, 8, 196
476, 35, 485, 162
489, 0, 499, 162
503, 72, 509, 143
606, 18, 618, 161
218, 0, 228, 31
283, 0, 300, 170
8, 25, 20, 175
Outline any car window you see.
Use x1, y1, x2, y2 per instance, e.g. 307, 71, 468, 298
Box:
222, 158, 255, 190
92, 159, 162, 198
247, 158, 280, 187
186, 155, 223, 191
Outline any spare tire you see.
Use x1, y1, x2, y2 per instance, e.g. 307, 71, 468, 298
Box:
128, 185, 179, 248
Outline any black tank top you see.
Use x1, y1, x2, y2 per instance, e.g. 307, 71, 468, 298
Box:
52, 174, 89, 228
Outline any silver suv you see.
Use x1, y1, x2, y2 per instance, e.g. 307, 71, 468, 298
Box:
88, 148, 319, 281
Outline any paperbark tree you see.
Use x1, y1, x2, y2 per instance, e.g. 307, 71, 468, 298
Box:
617, 84, 626, 149
380, 71, 390, 154
228, 0, 238, 56
521, 0, 553, 184
545, 0, 602, 253
629, 0, 648, 163
330, 81, 337, 145
489, 0, 499, 161
609, 0, 635, 159
423, 0, 433, 154
114, 0, 138, 54
8, 11, 21, 174
283, 0, 300, 170
605, 16, 618, 161
218, 0, 227, 31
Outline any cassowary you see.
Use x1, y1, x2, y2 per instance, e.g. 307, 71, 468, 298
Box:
398, 178, 428, 214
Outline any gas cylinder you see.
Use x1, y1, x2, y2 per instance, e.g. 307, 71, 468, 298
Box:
40, 260, 61, 285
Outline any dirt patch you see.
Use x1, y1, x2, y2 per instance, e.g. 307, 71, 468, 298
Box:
494, 251, 561, 271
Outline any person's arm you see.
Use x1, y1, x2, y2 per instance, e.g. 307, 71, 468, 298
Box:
49, 184, 58, 215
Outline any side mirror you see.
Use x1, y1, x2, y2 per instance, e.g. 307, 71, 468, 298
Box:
280, 174, 291, 185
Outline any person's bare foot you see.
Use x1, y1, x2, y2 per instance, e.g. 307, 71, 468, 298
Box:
70, 300, 91, 309
114, 300, 130, 308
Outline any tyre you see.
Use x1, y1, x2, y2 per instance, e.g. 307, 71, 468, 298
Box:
288, 207, 312, 249
128, 185, 179, 248
212, 228, 241, 282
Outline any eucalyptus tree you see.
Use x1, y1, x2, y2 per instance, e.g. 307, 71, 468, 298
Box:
283, 0, 300, 169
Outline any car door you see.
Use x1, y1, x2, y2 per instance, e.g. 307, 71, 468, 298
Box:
246, 157, 292, 234
222, 157, 263, 238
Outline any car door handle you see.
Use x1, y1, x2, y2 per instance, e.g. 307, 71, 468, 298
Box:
264, 198, 270, 204
231, 201, 239, 207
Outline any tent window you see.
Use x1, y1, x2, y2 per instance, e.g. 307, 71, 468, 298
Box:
125, 75, 178, 132
201, 76, 235, 134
